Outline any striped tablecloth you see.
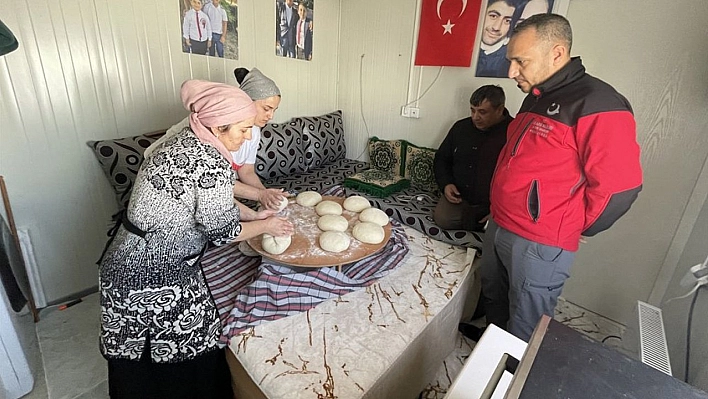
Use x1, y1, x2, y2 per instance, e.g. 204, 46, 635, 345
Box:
201, 210, 410, 345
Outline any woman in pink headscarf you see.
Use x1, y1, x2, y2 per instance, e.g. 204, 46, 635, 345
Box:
98, 80, 293, 398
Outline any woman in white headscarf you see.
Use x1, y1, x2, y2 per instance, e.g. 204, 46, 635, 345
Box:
99, 80, 293, 398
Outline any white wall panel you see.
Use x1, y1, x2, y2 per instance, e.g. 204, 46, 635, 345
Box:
2, 0, 707, 328
337, 0, 708, 325
0, 0, 341, 303
337, 0, 526, 160
560, 0, 708, 324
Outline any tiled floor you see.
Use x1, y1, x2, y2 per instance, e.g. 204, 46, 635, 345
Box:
22, 293, 108, 399
22, 293, 625, 399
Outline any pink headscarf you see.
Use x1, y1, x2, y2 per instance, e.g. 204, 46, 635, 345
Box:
180, 79, 257, 162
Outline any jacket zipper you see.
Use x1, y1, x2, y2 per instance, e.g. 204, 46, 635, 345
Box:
527, 179, 540, 223
506, 97, 540, 168
511, 118, 534, 157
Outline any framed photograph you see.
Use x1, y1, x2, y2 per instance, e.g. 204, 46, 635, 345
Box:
474, 0, 569, 78
179, 0, 239, 59
275, 0, 314, 61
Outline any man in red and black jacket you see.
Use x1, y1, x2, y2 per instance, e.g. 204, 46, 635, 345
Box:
477, 14, 643, 342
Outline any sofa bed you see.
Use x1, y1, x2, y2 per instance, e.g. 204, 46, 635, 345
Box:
87, 109, 481, 398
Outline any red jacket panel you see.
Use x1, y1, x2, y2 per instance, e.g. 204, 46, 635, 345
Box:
490, 58, 643, 251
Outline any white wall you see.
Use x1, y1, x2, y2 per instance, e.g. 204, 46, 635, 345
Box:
662, 187, 708, 390
0, 0, 341, 303
337, 0, 708, 325
1, 0, 708, 332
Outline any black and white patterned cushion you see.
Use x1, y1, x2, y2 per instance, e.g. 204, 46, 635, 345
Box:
256, 121, 307, 180
263, 159, 368, 193
296, 110, 346, 170
87, 131, 166, 208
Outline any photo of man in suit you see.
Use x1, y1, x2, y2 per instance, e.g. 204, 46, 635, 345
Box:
295, 2, 313, 61
276, 0, 297, 58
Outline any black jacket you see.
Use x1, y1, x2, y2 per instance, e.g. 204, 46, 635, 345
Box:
434, 111, 512, 206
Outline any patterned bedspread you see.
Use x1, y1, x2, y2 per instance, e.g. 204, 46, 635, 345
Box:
201, 212, 410, 345
224, 226, 475, 399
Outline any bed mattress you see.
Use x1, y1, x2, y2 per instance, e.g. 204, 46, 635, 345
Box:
225, 226, 477, 398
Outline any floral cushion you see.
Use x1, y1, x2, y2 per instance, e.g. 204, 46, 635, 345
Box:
296, 110, 346, 170
343, 169, 410, 198
404, 144, 438, 194
256, 120, 307, 180
87, 131, 165, 208
368, 137, 406, 176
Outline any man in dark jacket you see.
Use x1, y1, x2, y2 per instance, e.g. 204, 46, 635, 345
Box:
477, 14, 643, 342
433, 85, 513, 232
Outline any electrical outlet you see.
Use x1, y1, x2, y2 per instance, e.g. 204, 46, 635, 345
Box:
401, 106, 420, 119
680, 257, 708, 287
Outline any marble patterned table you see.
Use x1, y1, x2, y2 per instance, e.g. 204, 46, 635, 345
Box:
225, 226, 479, 399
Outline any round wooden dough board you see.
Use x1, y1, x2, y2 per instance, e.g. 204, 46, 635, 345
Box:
246, 196, 391, 268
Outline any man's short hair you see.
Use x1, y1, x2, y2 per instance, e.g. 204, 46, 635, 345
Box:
470, 85, 506, 108
513, 13, 573, 51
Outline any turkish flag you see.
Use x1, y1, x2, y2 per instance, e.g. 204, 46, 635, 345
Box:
414, 0, 483, 67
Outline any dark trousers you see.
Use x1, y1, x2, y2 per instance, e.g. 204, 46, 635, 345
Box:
480, 219, 575, 341
189, 39, 208, 55
433, 196, 487, 232
107, 342, 233, 398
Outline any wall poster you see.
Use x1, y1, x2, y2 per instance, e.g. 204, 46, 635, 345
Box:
276, 0, 314, 61
474, 0, 569, 78
180, 0, 239, 59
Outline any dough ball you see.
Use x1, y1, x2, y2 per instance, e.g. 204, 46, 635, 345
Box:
317, 214, 349, 232
352, 222, 385, 244
319, 231, 350, 253
343, 196, 371, 212
261, 234, 292, 255
275, 197, 289, 212
315, 200, 343, 216
296, 191, 322, 207
358, 207, 389, 226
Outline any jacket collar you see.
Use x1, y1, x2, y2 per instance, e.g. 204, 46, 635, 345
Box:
531, 57, 586, 98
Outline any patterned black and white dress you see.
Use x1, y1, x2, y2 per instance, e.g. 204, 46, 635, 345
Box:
99, 127, 241, 364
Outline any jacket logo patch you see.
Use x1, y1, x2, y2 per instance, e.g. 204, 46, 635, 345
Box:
530, 120, 553, 138
547, 103, 560, 116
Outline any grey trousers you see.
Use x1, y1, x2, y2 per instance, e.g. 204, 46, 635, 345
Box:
480, 219, 575, 341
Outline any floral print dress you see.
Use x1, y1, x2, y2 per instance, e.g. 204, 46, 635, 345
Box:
99, 128, 241, 363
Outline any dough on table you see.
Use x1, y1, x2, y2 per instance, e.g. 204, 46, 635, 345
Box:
317, 214, 349, 232
315, 200, 343, 216
319, 231, 350, 253
358, 207, 389, 226
352, 222, 385, 244
296, 191, 322, 207
261, 234, 292, 255
343, 196, 371, 212
274, 197, 289, 212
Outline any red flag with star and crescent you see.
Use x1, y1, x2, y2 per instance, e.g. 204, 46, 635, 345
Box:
415, 0, 483, 67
